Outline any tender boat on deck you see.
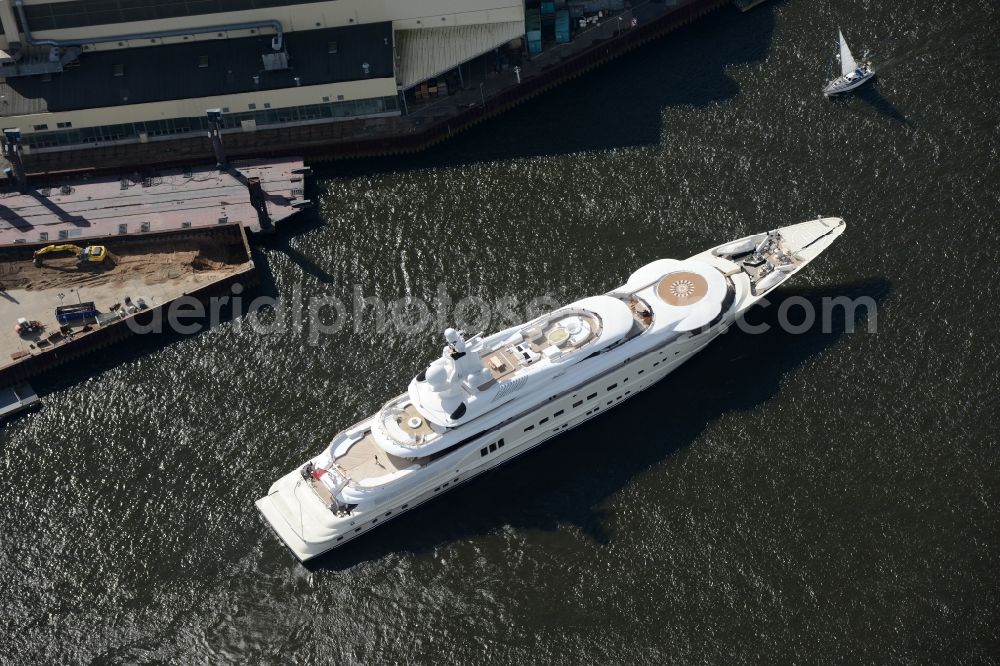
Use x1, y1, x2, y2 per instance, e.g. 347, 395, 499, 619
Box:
257, 217, 847, 561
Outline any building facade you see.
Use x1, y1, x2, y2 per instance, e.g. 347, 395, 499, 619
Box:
0, 0, 524, 152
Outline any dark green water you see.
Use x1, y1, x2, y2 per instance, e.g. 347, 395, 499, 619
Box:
3, 1, 999, 662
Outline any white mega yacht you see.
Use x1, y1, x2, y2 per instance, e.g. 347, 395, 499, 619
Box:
257, 218, 846, 561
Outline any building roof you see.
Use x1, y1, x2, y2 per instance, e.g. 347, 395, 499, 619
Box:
19, 0, 333, 32
0, 22, 394, 118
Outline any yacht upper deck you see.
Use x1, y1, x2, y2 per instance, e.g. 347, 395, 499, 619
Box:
620, 258, 731, 334
481, 310, 601, 381
403, 296, 636, 432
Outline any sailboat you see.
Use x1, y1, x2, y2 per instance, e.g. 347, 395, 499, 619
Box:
823, 28, 875, 96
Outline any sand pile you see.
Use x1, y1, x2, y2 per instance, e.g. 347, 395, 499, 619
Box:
0, 240, 245, 292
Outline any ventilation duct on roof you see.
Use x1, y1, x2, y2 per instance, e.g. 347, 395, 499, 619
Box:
261, 50, 289, 71
3, 0, 285, 78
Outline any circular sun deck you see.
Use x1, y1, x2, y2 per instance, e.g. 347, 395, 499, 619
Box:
656, 271, 710, 306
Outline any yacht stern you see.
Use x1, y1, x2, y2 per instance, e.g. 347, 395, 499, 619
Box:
256, 470, 340, 562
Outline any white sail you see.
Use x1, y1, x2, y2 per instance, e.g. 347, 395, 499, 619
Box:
838, 29, 858, 76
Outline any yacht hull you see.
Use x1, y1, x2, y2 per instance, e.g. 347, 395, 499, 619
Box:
257, 218, 847, 562
258, 328, 721, 561
823, 71, 876, 96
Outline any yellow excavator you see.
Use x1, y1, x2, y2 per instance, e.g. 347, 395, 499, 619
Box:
33, 243, 109, 267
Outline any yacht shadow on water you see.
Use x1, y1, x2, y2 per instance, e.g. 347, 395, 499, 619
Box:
306, 276, 892, 571
320, 4, 781, 179
839, 83, 911, 128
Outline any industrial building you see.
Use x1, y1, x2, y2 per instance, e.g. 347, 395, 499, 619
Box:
0, 0, 525, 152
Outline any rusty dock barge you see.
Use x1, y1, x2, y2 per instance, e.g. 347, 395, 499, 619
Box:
0, 156, 311, 402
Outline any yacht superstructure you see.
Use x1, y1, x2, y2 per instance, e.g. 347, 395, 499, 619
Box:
257, 218, 847, 561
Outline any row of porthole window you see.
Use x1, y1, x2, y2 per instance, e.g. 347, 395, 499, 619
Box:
433, 477, 460, 492
525, 375, 642, 433
517, 351, 679, 438
335, 467, 467, 544
480, 439, 505, 457
335, 502, 413, 542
